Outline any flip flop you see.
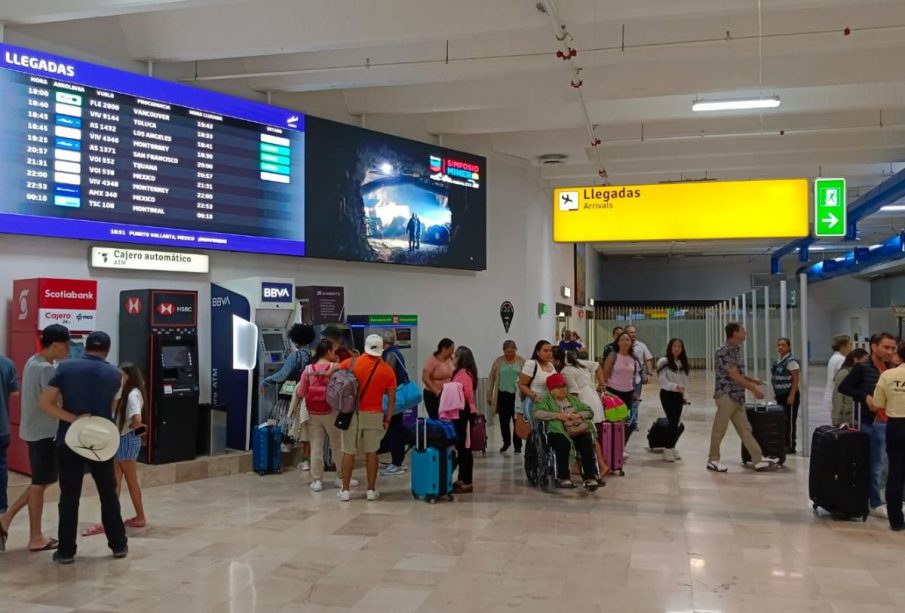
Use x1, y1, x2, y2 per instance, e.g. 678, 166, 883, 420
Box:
29, 538, 58, 552
82, 523, 105, 537
0, 523, 8, 552
124, 518, 146, 528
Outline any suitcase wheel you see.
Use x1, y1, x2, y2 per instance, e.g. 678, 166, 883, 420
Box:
427, 497, 437, 504
447, 494, 454, 501
862, 514, 868, 522
618, 470, 625, 477
276, 468, 282, 474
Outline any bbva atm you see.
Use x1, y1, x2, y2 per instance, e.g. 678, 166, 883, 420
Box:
211, 277, 295, 451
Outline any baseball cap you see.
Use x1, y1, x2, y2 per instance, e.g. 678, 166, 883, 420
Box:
364, 334, 383, 357
41, 324, 71, 347
85, 331, 112, 351
546, 373, 567, 391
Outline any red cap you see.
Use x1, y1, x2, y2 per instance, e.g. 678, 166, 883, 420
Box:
546, 373, 567, 391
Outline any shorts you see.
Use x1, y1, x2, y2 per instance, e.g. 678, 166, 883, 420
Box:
27, 438, 58, 485
341, 411, 384, 455
114, 431, 141, 462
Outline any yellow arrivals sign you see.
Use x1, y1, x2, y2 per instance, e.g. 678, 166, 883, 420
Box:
553, 179, 809, 242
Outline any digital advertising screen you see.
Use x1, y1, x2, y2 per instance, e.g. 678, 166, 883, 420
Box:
0, 43, 306, 256
305, 116, 487, 270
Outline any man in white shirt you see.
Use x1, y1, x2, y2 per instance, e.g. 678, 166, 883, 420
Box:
624, 326, 654, 443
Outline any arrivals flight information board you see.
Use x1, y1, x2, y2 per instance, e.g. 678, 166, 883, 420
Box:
0, 43, 306, 256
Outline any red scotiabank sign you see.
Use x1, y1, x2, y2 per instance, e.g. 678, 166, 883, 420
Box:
34, 278, 98, 332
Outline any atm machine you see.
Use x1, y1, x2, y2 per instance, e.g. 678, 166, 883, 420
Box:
211, 277, 295, 451
347, 314, 419, 383
119, 289, 200, 465
7, 278, 97, 474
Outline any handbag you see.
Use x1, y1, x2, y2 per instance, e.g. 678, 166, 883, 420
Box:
564, 418, 590, 437
602, 393, 629, 422
514, 413, 532, 440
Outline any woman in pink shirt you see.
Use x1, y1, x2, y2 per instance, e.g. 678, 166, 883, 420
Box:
602, 332, 637, 412
451, 346, 478, 493
422, 338, 455, 419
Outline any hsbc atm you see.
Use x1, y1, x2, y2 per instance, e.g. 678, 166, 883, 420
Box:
210, 277, 295, 451
119, 289, 200, 464
7, 278, 96, 474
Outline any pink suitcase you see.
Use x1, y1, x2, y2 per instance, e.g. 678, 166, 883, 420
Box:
599, 421, 625, 476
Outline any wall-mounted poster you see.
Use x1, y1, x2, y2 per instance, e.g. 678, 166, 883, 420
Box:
574, 243, 587, 306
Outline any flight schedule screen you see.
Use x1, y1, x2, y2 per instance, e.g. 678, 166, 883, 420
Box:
0, 43, 306, 256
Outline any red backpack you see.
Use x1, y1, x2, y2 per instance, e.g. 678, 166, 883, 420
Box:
304, 364, 334, 414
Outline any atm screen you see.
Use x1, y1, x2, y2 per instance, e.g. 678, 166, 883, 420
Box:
161, 345, 192, 369
262, 333, 285, 352
396, 328, 412, 349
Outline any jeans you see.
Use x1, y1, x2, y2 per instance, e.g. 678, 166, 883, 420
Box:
862, 420, 888, 509
57, 444, 127, 559
709, 395, 763, 463
776, 391, 800, 450
628, 381, 642, 436
377, 413, 408, 467
547, 431, 598, 480
659, 390, 684, 449
453, 410, 473, 484
497, 391, 521, 452
0, 434, 9, 512
886, 418, 905, 528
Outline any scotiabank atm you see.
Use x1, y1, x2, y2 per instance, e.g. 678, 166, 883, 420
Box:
119, 289, 199, 464
7, 278, 97, 474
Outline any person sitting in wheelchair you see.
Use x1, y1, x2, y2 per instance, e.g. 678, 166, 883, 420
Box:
533, 373, 600, 491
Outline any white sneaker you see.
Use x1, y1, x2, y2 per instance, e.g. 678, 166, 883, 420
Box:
754, 459, 777, 471
871, 505, 889, 519
334, 478, 359, 488
366, 490, 380, 501
663, 449, 675, 463
706, 461, 728, 473
338, 490, 351, 502
623, 451, 630, 461
672, 448, 682, 460
298, 460, 311, 471
309, 480, 323, 492
379, 464, 406, 476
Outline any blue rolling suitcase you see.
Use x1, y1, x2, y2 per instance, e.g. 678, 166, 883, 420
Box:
411, 418, 454, 503
253, 423, 282, 475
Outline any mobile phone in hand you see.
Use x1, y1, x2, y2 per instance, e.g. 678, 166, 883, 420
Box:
132, 425, 147, 436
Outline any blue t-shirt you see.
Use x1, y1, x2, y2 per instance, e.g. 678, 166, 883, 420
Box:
49, 354, 122, 442
559, 340, 581, 352
0, 355, 19, 437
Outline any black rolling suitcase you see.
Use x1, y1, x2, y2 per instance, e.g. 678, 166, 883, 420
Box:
809, 424, 870, 521
741, 403, 787, 466
647, 418, 685, 449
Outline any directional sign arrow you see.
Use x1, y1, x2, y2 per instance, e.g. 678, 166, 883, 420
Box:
823, 212, 839, 229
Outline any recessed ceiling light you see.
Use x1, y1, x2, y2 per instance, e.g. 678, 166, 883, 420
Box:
880, 205, 905, 212
692, 96, 781, 112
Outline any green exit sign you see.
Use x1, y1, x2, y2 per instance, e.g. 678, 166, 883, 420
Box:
814, 178, 846, 237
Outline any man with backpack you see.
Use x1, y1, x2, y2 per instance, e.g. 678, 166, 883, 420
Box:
378, 330, 410, 477
334, 334, 397, 502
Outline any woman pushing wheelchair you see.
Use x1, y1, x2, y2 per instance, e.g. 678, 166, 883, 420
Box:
532, 373, 600, 491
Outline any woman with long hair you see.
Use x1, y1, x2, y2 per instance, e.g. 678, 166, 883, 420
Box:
656, 339, 689, 462
602, 332, 637, 443
517, 341, 557, 426
422, 338, 455, 420
83, 363, 148, 536
451, 346, 478, 493
487, 340, 525, 455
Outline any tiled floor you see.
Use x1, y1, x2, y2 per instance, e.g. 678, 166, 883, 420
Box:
3, 370, 903, 613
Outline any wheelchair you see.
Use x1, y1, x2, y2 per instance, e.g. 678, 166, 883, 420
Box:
524, 418, 600, 492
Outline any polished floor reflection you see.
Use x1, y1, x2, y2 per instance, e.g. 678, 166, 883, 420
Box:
2, 370, 903, 613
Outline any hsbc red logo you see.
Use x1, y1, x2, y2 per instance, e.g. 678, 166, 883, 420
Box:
126, 297, 142, 315
157, 303, 174, 315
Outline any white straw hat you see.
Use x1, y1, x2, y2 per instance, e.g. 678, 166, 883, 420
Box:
64, 416, 121, 462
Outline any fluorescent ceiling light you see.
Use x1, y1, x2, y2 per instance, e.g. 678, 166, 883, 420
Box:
692, 96, 781, 112
809, 246, 825, 251
880, 205, 905, 212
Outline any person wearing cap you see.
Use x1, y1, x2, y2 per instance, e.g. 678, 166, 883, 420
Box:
336, 334, 396, 502
532, 373, 600, 491
0, 324, 70, 553
39, 331, 127, 564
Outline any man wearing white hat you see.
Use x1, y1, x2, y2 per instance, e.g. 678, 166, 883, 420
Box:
39, 331, 127, 564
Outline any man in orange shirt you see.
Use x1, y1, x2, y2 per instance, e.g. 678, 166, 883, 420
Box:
338, 334, 396, 502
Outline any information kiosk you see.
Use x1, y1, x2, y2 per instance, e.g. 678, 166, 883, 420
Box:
7, 278, 96, 474
211, 277, 295, 451
119, 289, 199, 464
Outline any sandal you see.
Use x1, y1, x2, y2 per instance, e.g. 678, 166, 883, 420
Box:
29, 538, 58, 552
82, 523, 105, 537
124, 518, 146, 528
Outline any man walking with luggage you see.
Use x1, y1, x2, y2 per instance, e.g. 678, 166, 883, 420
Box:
708, 322, 778, 473
839, 332, 897, 519
39, 331, 127, 564
772, 338, 801, 454
337, 335, 396, 502
624, 325, 653, 445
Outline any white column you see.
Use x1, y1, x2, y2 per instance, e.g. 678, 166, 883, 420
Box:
800, 273, 810, 456
780, 279, 788, 338
764, 285, 772, 400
